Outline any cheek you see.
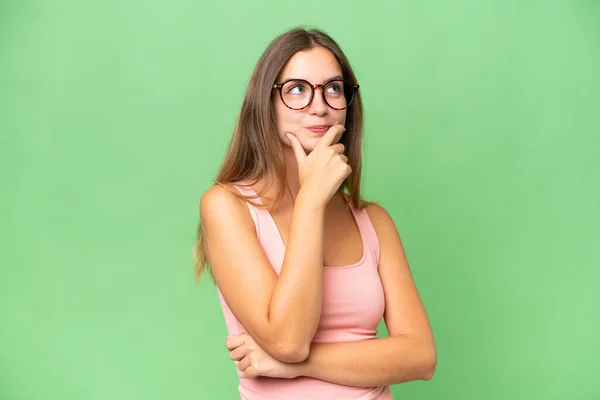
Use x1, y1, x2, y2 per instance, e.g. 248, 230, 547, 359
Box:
275, 106, 302, 132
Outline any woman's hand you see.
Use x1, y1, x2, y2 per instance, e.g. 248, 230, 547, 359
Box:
226, 333, 301, 379
286, 124, 351, 207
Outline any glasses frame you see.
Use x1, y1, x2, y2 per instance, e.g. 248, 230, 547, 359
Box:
272, 78, 360, 111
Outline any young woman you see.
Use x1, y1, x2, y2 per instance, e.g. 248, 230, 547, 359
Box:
196, 27, 436, 400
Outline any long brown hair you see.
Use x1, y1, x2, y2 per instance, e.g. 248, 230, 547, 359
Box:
193, 27, 366, 281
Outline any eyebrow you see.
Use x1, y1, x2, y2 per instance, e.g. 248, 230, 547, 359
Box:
281, 74, 343, 83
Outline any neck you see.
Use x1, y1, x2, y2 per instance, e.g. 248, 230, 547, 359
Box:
257, 146, 304, 207
257, 147, 345, 209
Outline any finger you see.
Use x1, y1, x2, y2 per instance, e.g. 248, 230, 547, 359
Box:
226, 334, 247, 350
340, 154, 348, 163
286, 133, 307, 164
318, 124, 346, 148
331, 143, 345, 154
229, 345, 248, 361
238, 355, 251, 372
243, 366, 259, 379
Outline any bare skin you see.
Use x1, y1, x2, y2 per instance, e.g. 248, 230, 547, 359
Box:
205, 45, 436, 385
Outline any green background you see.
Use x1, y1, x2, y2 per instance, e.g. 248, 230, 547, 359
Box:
1, 1, 599, 399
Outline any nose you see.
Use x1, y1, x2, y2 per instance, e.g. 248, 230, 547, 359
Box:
308, 86, 328, 116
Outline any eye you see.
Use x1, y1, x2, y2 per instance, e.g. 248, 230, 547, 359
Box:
326, 82, 342, 94
288, 84, 305, 94
283, 80, 310, 95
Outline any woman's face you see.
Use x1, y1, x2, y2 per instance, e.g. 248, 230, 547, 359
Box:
273, 46, 347, 154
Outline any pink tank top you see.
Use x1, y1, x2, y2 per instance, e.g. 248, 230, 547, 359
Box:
216, 185, 393, 400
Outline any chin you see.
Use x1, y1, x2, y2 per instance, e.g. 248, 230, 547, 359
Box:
298, 136, 321, 153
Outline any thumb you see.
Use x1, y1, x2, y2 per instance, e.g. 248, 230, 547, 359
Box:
286, 133, 306, 164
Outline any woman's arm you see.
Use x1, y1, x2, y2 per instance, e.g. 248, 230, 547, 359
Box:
203, 123, 349, 364
202, 185, 325, 363
290, 335, 435, 387
291, 203, 437, 386
231, 203, 436, 384
229, 334, 434, 386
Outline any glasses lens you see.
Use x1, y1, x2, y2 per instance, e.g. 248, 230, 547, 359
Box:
281, 80, 312, 109
324, 80, 355, 110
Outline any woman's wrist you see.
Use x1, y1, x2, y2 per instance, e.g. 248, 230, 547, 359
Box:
285, 359, 310, 379
295, 186, 327, 212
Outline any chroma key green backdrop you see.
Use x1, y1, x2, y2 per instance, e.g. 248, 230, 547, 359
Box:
1, 1, 599, 399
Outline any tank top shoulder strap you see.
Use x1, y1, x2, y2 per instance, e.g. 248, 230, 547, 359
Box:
232, 184, 262, 203
232, 184, 263, 238
349, 202, 381, 267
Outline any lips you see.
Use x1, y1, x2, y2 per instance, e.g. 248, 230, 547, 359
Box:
307, 125, 331, 134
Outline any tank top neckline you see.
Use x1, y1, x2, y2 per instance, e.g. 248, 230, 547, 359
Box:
237, 184, 368, 270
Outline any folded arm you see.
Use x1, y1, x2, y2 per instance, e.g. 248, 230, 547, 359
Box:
201, 184, 326, 363
290, 204, 437, 386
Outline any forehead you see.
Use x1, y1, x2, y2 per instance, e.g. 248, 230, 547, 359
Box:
279, 46, 343, 82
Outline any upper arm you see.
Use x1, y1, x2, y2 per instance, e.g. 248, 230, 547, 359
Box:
366, 204, 435, 346
200, 185, 278, 347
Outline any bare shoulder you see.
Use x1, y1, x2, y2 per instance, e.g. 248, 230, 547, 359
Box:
364, 202, 399, 234
199, 184, 253, 229
200, 184, 239, 211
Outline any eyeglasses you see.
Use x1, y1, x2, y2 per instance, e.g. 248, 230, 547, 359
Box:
273, 78, 359, 110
